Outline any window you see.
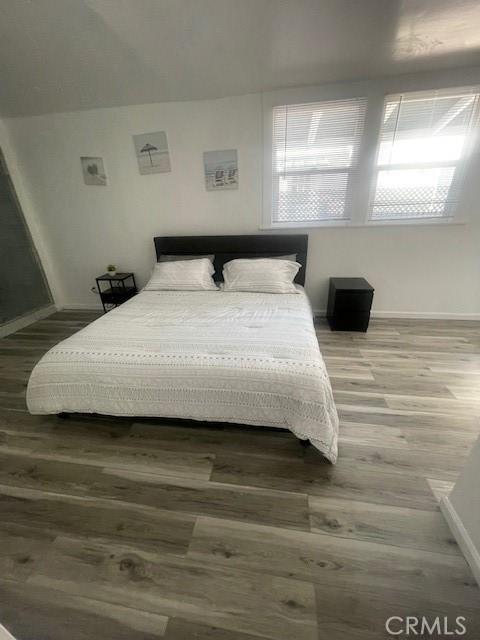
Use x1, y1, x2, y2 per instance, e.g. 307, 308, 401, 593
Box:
370, 87, 480, 222
266, 84, 480, 228
271, 97, 367, 225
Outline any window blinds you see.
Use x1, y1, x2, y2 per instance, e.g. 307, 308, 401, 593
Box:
272, 98, 367, 223
370, 87, 479, 220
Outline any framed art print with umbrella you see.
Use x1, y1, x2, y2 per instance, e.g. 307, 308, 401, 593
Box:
133, 131, 171, 175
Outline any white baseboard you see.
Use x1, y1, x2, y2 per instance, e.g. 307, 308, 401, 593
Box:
440, 496, 480, 587
371, 310, 480, 320
314, 309, 480, 321
60, 303, 103, 311
0, 304, 58, 338
0, 623, 17, 640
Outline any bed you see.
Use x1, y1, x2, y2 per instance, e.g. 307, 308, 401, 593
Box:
27, 235, 339, 462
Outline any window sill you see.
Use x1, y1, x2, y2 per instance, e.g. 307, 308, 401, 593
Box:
260, 218, 466, 230
261, 220, 351, 230
364, 218, 465, 228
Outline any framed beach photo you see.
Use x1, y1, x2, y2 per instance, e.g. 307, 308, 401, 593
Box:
81, 157, 107, 186
133, 131, 171, 175
204, 149, 238, 190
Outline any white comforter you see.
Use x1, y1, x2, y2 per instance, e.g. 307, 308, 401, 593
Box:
27, 289, 339, 462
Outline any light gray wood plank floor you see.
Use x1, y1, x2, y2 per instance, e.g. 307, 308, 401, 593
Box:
0, 311, 479, 639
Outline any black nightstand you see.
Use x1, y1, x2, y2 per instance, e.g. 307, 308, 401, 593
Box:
96, 272, 137, 313
327, 277, 374, 332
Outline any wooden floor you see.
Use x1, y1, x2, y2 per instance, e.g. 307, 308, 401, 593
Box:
0, 311, 480, 639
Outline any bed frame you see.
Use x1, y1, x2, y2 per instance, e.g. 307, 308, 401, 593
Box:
60, 233, 312, 446
154, 234, 308, 286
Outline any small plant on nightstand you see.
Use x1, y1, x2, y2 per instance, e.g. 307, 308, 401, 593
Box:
107, 264, 117, 276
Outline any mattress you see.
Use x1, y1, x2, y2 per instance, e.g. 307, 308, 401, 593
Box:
27, 288, 339, 462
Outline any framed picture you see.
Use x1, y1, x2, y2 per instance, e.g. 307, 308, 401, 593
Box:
133, 131, 171, 175
204, 149, 238, 190
81, 157, 107, 186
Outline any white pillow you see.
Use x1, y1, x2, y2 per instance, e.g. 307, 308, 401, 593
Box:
158, 254, 214, 263
222, 258, 301, 294
144, 258, 218, 291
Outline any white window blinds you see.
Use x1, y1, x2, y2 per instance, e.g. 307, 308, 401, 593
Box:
272, 98, 367, 224
370, 87, 479, 221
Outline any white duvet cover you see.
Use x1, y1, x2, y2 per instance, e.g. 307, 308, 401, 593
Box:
27, 288, 339, 462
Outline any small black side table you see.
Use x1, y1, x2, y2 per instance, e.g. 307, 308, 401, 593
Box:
327, 277, 374, 332
96, 272, 137, 313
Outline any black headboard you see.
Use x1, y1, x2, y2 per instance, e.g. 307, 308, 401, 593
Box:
154, 234, 308, 286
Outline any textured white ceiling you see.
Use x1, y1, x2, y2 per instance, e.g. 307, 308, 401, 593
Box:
1, 0, 480, 117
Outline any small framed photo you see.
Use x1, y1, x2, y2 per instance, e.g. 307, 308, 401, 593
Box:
133, 131, 171, 175
204, 149, 238, 190
81, 157, 107, 186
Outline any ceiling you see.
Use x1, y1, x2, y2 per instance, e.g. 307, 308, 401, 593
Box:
1, 0, 480, 117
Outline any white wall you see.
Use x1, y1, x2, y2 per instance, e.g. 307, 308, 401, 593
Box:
5, 95, 263, 309
5, 69, 480, 316
442, 436, 480, 586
